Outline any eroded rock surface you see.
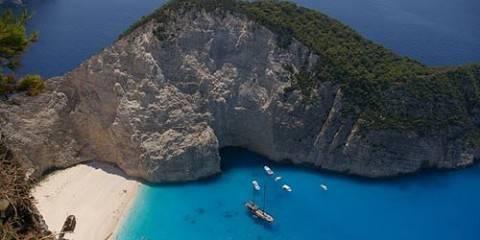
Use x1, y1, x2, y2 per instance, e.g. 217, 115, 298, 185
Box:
0, 8, 477, 182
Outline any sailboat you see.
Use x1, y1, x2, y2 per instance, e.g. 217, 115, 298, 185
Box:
245, 171, 275, 223
245, 201, 274, 223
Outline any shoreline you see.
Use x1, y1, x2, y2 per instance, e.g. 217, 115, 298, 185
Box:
111, 182, 142, 240
31, 162, 141, 240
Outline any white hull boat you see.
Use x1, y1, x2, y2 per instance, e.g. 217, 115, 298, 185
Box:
252, 180, 261, 191
264, 165, 274, 175
282, 184, 292, 192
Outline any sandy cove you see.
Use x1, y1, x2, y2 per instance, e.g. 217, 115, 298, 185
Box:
31, 162, 140, 240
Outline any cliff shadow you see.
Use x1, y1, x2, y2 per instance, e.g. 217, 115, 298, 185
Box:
219, 147, 480, 192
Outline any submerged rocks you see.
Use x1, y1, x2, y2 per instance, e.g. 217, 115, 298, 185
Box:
0, 2, 478, 182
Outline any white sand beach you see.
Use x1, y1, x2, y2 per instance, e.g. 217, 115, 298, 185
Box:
31, 162, 140, 240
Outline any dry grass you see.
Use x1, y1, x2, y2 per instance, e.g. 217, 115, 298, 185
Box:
0, 136, 54, 240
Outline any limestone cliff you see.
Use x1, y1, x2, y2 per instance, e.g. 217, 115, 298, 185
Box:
1, 0, 479, 182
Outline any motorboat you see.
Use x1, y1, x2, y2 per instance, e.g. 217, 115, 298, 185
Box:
282, 184, 292, 192
252, 180, 261, 191
264, 165, 274, 175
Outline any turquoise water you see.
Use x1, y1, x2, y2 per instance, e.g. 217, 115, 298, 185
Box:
2, 0, 480, 239
118, 148, 480, 240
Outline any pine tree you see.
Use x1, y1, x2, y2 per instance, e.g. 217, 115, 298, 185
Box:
0, 9, 39, 97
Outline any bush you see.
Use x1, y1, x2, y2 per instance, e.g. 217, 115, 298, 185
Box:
0, 75, 15, 96
0, 137, 54, 240
16, 75, 45, 96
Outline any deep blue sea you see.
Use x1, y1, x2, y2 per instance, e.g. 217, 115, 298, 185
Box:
2, 0, 480, 239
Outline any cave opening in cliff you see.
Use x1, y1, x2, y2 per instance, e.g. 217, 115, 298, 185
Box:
219, 147, 278, 174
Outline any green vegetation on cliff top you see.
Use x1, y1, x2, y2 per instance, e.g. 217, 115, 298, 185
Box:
122, 0, 480, 147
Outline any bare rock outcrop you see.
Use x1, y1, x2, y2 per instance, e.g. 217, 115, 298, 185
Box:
0, 5, 478, 182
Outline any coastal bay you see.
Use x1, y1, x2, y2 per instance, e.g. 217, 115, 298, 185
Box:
117, 148, 480, 240
2, 0, 479, 239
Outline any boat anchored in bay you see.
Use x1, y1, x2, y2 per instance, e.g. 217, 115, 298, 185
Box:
246, 166, 275, 224
264, 165, 274, 175
252, 180, 261, 191
245, 201, 274, 223
282, 184, 292, 192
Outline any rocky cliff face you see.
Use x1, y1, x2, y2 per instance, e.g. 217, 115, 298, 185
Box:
0, 4, 478, 182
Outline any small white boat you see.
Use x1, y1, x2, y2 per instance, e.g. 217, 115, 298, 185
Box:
282, 184, 292, 192
274, 176, 283, 182
252, 180, 261, 191
320, 184, 328, 191
264, 165, 274, 175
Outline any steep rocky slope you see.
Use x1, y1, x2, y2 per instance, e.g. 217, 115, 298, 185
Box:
0, 136, 51, 239
1, 0, 479, 182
